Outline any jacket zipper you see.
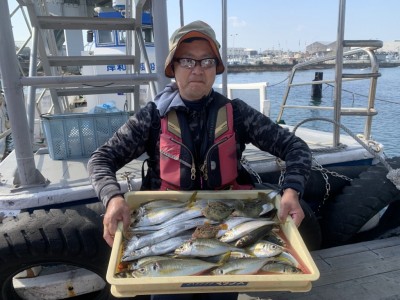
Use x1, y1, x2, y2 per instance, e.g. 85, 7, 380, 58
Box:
168, 137, 196, 180
200, 137, 228, 181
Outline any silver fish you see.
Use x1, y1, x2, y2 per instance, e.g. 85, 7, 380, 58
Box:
128, 256, 171, 271
175, 238, 245, 257
261, 262, 303, 274
219, 220, 277, 243
234, 224, 274, 248
129, 206, 204, 233
246, 240, 284, 258
132, 258, 217, 277
134, 206, 186, 227
229, 251, 255, 260
140, 191, 197, 210
122, 234, 192, 261
212, 257, 272, 275
216, 217, 258, 238
125, 218, 211, 251
275, 251, 301, 268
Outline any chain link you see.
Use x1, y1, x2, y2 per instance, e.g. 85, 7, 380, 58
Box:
311, 157, 352, 213
120, 171, 134, 192
276, 158, 286, 187
240, 156, 262, 184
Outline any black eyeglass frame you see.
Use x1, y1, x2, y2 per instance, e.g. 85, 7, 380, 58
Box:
174, 57, 218, 69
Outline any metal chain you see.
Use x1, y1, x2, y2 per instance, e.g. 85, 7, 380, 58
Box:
276, 158, 286, 187
311, 157, 352, 213
240, 156, 262, 184
120, 171, 134, 192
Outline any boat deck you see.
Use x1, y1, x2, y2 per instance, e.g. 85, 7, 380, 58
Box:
0, 125, 377, 211
239, 236, 400, 300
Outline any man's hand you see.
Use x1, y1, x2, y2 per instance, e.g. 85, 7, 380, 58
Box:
103, 195, 131, 247
278, 188, 304, 227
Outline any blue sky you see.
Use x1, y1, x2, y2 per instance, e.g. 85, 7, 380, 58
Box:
8, 0, 400, 51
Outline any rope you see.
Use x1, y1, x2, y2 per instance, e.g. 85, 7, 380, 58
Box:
292, 117, 400, 190
267, 75, 290, 88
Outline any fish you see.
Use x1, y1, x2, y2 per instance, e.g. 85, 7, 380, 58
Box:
192, 223, 228, 239
125, 218, 212, 251
131, 258, 218, 277
122, 233, 192, 261
129, 206, 204, 233
263, 230, 287, 247
140, 191, 197, 210
114, 271, 133, 278
201, 201, 234, 221
133, 206, 186, 227
128, 256, 171, 271
275, 251, 301, 268
229, 251, 256, 259
215, 217, 258, 238
231, 199, 266, 218
219, 220, 277, 243
261, 262, 303, 274
174, 238, 245, 257
246, 240, 284, 258
211, 257, 272, 275
234, 224, 274, 248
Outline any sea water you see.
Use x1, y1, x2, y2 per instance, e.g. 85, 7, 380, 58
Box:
215, 67, 400, 158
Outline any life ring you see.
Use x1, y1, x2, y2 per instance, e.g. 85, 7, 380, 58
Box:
319, 157, 400, 248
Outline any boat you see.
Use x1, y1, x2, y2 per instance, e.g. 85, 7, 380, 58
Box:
1, 0, 400, 299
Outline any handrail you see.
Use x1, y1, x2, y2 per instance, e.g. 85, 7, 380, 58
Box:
276, 47, 381, 143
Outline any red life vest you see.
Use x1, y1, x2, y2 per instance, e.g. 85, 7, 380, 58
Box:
159, 100, 253, 191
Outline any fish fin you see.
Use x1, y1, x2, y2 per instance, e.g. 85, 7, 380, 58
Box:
217, 251, 231, 265
219, 223, 229, 230
187, 191, 198, 208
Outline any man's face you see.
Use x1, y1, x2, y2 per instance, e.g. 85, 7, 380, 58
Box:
173, 39, 217, 101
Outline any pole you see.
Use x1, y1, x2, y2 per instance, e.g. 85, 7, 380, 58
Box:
221, 0, 228, 97
0, 0, 45, 187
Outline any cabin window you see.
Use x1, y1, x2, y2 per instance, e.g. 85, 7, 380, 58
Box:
97, 30, 116, 46
142, 27, 154, 45
118, 31, 126, 45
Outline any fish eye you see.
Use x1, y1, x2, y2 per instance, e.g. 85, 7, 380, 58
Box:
151, 264, 157, 271
215, 269, 224, 275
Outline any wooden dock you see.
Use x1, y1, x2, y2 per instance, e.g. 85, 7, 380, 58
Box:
239, 236, 400, 300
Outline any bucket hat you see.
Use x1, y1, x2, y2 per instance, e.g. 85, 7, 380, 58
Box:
164, 20, 225, 78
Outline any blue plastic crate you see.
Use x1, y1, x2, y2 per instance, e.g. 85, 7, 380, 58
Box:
41, 112, 129, 160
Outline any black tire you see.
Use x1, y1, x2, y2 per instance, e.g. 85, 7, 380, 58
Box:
298, 199, 322, 251
0, 202, 114, 300
319, 157, 400, 248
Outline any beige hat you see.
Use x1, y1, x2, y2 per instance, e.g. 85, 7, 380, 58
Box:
164, 20, 225, 78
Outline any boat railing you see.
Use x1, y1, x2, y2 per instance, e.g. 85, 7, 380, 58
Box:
214, 82, 270, 116
276, 0, 382, 147
276, 46, 381, 143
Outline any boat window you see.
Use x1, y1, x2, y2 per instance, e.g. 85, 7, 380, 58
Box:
142, 27, 154, 45
118, 31, 126, 45
97, 30, 116, 46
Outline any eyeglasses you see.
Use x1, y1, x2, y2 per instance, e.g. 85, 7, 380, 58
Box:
174, 58, 217, 69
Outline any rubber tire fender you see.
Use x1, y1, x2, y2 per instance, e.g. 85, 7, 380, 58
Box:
320, 157, 400, 248
0, 202, 115, 300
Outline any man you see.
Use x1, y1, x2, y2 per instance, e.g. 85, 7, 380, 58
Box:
88, 20, 312, 300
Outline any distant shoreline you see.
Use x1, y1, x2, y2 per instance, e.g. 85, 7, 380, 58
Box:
227, 62, 400, 73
